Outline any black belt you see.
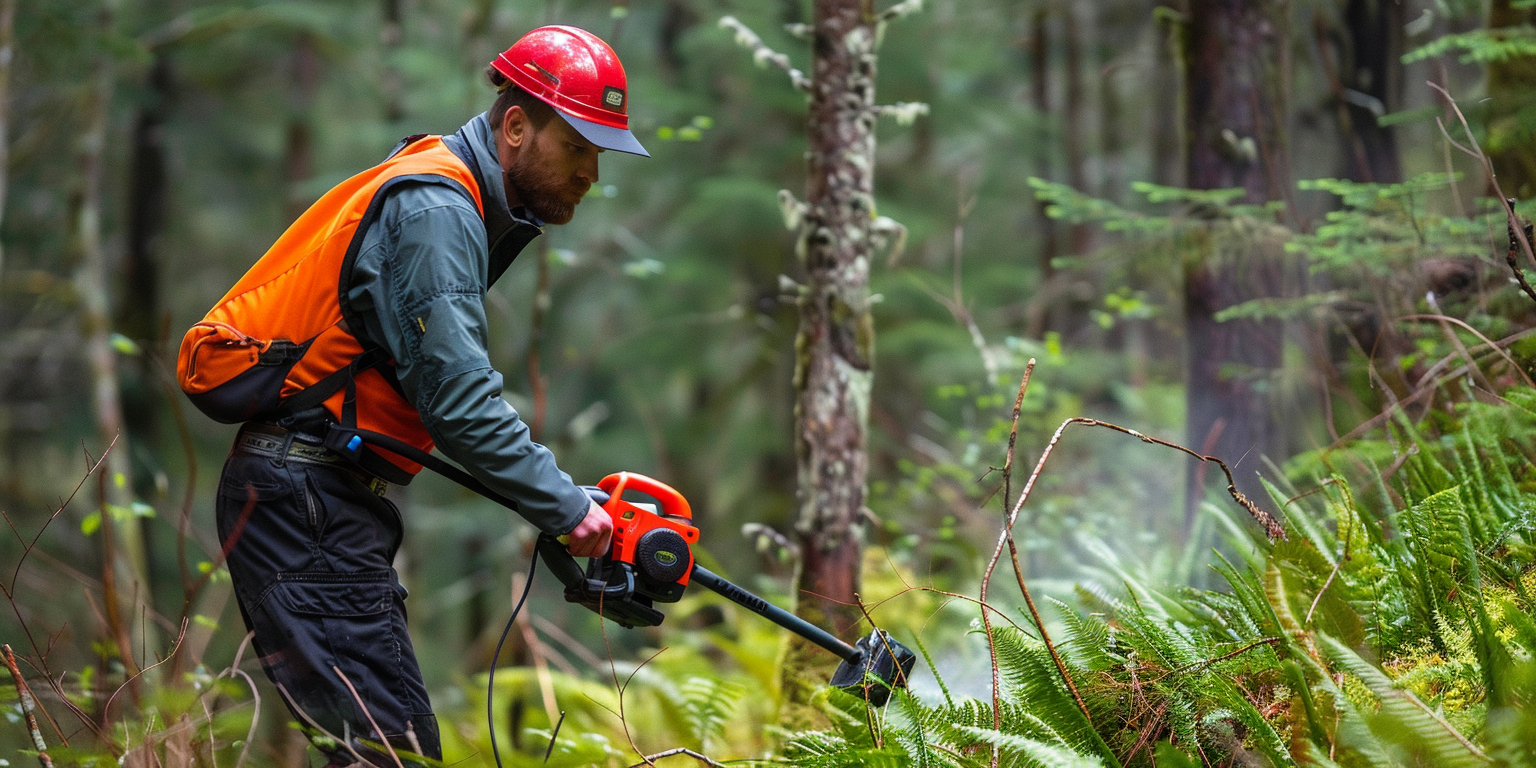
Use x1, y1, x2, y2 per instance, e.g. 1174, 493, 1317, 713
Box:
235, 424, 391, 497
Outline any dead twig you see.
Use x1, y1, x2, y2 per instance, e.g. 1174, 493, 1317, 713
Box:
625, 748, 726, 767
1400, 311, 1529, 390
276, 683, 371, 768
1426, 82, 1535, 285
4, 644, 55, 767
101, 616, 189, 721
1306, 524, 1355, 627
333, 665, 406, 768
1503, 201, 1536, 307
1164, 638, 1285, 680
978, 361, 1062, 768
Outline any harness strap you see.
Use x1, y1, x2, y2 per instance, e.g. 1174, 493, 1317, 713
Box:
322, 424, 522, 513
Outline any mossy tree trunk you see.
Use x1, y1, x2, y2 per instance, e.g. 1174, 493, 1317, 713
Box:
1181, 0, 1291, 513
781, 0, 878, 725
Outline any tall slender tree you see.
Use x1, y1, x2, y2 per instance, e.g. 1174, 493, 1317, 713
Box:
1180, 0, 1291, 510
74, 0, 155, 678
0, 0, 15, 279
781, 0, 881, 720
724, 0, 924, 723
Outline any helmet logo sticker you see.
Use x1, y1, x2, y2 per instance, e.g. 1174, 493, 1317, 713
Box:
603, 86, 626, 112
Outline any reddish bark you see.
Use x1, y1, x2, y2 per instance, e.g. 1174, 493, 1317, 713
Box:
1181, 0, 1291, 509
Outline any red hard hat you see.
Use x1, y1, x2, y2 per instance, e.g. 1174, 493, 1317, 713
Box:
491, 26, 649, 157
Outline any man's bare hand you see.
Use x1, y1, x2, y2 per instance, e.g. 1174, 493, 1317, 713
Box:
565, 499, 613, 558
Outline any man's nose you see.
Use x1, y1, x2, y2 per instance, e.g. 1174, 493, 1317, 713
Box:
578, 153, 600, 184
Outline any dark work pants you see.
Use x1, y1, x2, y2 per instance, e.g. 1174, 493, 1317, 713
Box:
217, 433, 440, 765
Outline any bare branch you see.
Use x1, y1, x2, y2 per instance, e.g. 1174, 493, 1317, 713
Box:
626, 748, 726, 767
878, 0, 925, 23
333, 665, 405, 768
873, 102, 929, 125
719, 16, 811, 92
3, 644, 55, 767
1425, 82, 1535, 272
1398, 312, 1535, 389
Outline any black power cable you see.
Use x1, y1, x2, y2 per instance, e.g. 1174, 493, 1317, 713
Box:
488, 545, 540, 768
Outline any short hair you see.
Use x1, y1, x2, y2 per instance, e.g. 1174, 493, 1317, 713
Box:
485, 67, 557, 131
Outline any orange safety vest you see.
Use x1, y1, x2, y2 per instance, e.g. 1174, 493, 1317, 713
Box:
177, 135, 484, 474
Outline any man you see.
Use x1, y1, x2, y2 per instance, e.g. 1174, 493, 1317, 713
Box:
177, 26, 646, 765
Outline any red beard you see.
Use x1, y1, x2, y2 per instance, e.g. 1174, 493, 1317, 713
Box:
505, 148, 588, 225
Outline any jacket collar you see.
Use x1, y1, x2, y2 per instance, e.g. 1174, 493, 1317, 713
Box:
441, 113, 544, 285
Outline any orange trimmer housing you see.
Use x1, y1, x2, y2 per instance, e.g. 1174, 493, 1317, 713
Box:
597, 472, 700, 587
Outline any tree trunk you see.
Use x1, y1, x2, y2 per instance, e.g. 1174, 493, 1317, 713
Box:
75, 0, 154, 679
0, 0, 14, 278
381, 0, 404, 123
283, 34, 320, 221
1339, 0, 1404, 184
1063, 2, 1090, 257
780, 0, 877, 725
1150, 0, 1183, 189
119, 53, 171, 503
1487, 0, 1536, 198
1025, 8, 1058, 337
1181, 0, 1290, 513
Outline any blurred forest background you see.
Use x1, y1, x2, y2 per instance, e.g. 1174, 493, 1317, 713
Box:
3, 0, 1536, 765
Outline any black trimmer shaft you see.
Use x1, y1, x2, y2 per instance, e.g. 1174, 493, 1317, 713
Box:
690, 565, 916, 706
690, 565, 858, 661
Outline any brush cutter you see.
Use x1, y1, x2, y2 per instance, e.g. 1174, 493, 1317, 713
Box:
323, 426, 916, 705
534, 471, 917, 707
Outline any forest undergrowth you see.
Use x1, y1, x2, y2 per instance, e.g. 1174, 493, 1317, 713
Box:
6, 367, 1536, 767
4, 102, 1536, 768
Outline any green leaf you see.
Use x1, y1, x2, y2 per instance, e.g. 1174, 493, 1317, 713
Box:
1376, 105, 1441, 127
109, 333, 141, 355
81, 512, 101, 536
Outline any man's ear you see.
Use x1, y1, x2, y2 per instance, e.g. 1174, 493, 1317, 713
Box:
500, 105, 530, 151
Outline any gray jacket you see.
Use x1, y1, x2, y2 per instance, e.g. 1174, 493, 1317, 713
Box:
344, 113, 589, 536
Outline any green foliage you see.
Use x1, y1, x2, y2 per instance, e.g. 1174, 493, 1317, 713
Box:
1403, 25, 1536, 64
780, 384, 1536, 766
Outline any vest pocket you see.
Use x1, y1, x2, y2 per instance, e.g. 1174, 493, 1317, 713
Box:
179, 322, 312, 424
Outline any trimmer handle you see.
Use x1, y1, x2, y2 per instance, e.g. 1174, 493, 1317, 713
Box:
598, 472, 693, 520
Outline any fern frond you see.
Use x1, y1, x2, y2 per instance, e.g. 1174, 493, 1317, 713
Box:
1320, 634, 1491, 767
951, 726, 1106, 768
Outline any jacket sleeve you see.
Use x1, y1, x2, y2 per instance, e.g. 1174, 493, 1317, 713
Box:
347, 183, 590, 536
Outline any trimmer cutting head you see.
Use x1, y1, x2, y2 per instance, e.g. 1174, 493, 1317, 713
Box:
829, 629, 918, 707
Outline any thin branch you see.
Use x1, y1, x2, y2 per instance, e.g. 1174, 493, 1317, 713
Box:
1306, 524, 1353, 627
332, 665, 405, 768
9, 435, 116, 593
1503, 203, 1536, 307
4, 644, 55, 767
978, 362, 1047, 759
101, 617, 189, 721
1426, 82, 1535, 270
878, 0, 925, 23
718, 16, 811, 92
1415, 300, 1496, 393
626, 748, 726, 768
276, 683, 370, 768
